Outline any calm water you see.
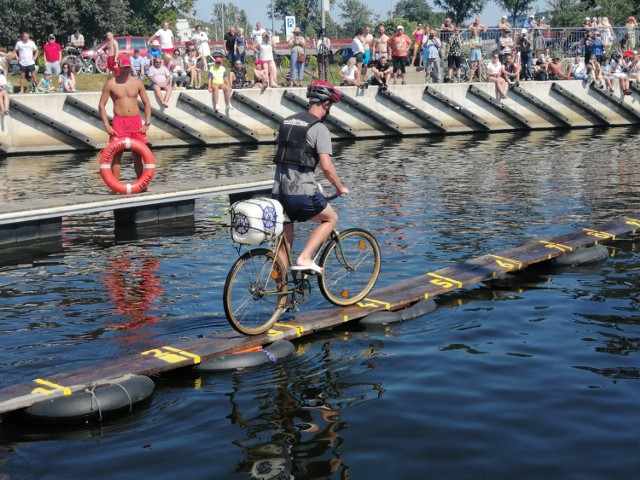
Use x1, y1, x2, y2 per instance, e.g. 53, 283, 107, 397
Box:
1, 129, 640, 479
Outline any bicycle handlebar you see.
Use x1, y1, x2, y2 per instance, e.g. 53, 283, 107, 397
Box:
317, 183, 345, 202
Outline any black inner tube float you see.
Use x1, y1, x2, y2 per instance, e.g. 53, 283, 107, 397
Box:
195, 340, 296, 372
360, 298, 438, 325
548, 245, 609, 266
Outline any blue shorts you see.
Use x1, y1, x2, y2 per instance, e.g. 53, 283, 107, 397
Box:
469, 48, 482, 62
363, 50, 371, 65
277, 192, 328, 223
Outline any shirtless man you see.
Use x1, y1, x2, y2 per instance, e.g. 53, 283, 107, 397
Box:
372, 24, 389, 60
98, 56, 152, 183
362, 25, 374, 78
104, 31, 119, 76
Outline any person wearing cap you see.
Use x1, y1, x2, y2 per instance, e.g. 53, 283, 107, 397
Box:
147, 55, 173, 107
523, 14, 535, 32
36, 70, 55, 93
43, 34, 62, 83
252, 59, 269, 88
626, 16, 639, 51
421, 28, 441, 83
208, 56, 232, 112
271, 81, 349, 275
0, 65, 9, 114
147, 40, 163, 63
582, 17, 592, 28
103, 31, 119, 76
517, 28, 533, 80
99, 54, 152, 185
150, 21, 175, 54
498, 28, 513, 64
129, 48, 147, 80
14, 32, 38, 94
58, 62, 76, 92
288, 26, 306, 88
389, 25, 412, 84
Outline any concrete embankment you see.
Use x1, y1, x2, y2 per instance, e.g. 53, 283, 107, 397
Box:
1, 80, 639, 155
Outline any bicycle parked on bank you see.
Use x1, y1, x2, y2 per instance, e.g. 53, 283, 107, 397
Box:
61, 47, 96, 74
223, 188, 381, 335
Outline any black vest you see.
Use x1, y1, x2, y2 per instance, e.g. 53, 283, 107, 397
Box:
273, 111, 321, 168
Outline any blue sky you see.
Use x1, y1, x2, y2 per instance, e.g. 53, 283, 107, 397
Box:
192, 1, 546, 29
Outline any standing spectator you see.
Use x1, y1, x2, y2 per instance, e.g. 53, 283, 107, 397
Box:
208, 57, 232, 111
58, 63, 76, 92
170, 49, 187, 86
151, 21, 174, 54
68, 28, 84, 54
338, 57, 361, 86
446, 26, 463, 82
498, 28, 514, 64
236, 28, 247, 64
43, 34, 62, 86
224, 26, 237, 64
591, 32, 604, 63
523, 14, 535, 32
0, 66, 9, 114
98, 55, 152, 185
533, 17, 549, 55
497, 16, 511, 30
251, 22, 266, 56
14, 32, 38, 94
147, 56, 173, 107
422, 30, 441, 83
389, 25, 412, 84
487, 54, 508, 99
439, 18, 455, 60
370, 55, 393, 89
252, 59, 269, 88
517, 28, 533, 80
626, 17, 638, 51
468, 28, 484, 81
362, 25, 374, 77
372, 24, 389, 60
351, 29, 365, 76
601, 18, 614, 48
410, 23, 425, 68
184, 49, 201, 88
254, 32, 277, 88
288, 27, 306, 87
129, 49, 147, 79
192, 25, 211, 72
104, 31, 119, 76
317, 28, 332, 81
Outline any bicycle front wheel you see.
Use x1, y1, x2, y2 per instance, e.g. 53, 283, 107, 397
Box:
223, 248, 288, 335
318, 228, 381, 306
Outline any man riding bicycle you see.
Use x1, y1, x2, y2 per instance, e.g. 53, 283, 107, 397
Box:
271, 80, 350, 275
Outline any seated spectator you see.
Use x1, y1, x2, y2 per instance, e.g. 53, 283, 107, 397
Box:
184, 49, 201, 88
36, 70, 55, 93
170, 49, 187, 86
252, 59, 269, 88
502, 54, 521, 85
147, 57, 173, 107
370, 55, 393, 89
230, 60, 248, 88
147, 40, 163, 63
537, 49, 552, 70
585, 57, 603, 86
610, 53, 631, 94
486, 54, 508, 99
547, 57, 571, 80
338, 56, 361, 86
129, 49, 147, 79
567, 54, 586, 80
626, 52, 640, 83
208, 56, 232, 111
58, 63, 76, 92
0, 66, 9, 114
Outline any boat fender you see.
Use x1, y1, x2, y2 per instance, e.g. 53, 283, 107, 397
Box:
10, 375, 155, 426
195, 340, 296, 372
99, 137, 155, 194
549, 245, 609, 266
360, 298, 437, 325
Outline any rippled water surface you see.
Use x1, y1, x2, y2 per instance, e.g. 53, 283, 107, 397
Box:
1, 128, 640, 479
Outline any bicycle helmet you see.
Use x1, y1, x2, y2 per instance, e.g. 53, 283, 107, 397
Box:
306, 80, 342, 104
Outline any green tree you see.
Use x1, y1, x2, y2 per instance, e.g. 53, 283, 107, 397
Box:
128, 0, 195, 36
338, 0, 375, 36
392, 0, 435, 22
211, 3, 250, 39
271, 0, 337, 32
432, 0, 488, 25
497, 0, 534, 27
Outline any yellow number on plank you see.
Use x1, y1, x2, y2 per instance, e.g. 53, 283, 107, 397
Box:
583, 228, 615, 240
428, 272, 463, 290
625, 217, 640, 227
357, 298, 391, 309
141, 347, 201, 364
269, 323, 304, 337
31, 379, 72, 396
490, 254, 523, 270
540, 240, 573, 253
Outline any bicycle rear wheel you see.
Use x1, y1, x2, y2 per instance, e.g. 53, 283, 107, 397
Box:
95, 53, 107, 74
318, 228, 381, 306
61, 55, 81, 73
223, 248, 288, 335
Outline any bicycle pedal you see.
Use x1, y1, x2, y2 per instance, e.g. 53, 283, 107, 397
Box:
283, 304, 298, 313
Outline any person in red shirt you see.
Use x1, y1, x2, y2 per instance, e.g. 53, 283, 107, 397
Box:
43, 34, 62, 88
389, 25, 412, 84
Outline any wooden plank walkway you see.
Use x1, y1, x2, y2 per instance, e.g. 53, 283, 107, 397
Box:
0, 172, 273, 225
0, 216, 637, 415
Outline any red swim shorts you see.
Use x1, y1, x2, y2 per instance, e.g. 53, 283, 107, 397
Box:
110, 115, 148, 143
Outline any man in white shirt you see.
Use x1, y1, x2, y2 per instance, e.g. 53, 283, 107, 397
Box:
151, 22, 174, 54
68, 28, 85, 54
14, 32, 38, 94
251, 22, 266, 58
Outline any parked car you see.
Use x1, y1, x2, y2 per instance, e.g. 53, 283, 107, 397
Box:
332, 47, 354, 65
82, 36, 149, 73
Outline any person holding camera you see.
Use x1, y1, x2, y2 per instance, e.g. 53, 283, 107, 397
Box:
422, 30, 441, 83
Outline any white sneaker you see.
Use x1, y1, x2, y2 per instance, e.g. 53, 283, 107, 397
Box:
226, 104, 234, 110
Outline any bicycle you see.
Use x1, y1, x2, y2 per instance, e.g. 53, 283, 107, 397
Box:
61, 48, 95, 74
223, 190, 381, 335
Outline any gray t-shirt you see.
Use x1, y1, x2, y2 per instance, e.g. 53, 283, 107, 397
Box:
272, 121, 332, 196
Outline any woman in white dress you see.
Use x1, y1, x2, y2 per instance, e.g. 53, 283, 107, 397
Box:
192, 25, 211, 71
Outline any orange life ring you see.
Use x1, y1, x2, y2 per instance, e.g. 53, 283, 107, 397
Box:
99, 138, 155, 194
